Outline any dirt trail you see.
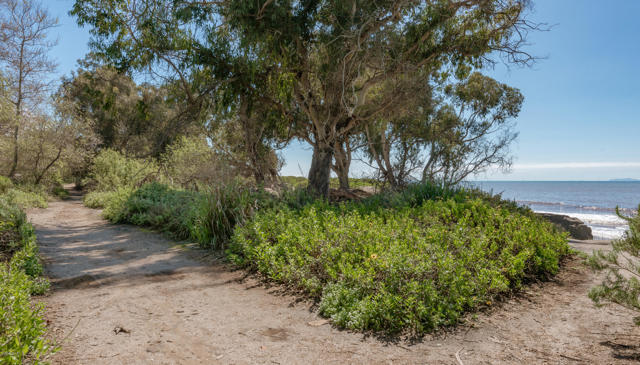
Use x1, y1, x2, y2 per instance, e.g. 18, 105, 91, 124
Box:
28, 192, 640, 364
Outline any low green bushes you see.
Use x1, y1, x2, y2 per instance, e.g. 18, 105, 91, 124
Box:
99, 182, 265, 249
4, 187, 48, 209
0, 196, 53, 363
228, 186, 569, 334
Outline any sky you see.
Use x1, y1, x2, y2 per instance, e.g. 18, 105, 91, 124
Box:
46, 0, 640, 181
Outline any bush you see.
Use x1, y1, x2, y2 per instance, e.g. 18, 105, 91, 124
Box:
228, 184, 569, 334
105, 183, 198, 239
4, 187, 48, 209
0, 266, 51, 364
0, 195, 54, 363
0, 176, 13, 194
83, 149, 157, 192
103, 182, 267, 249
588, 204, 640, 325
161, 136, 232, 188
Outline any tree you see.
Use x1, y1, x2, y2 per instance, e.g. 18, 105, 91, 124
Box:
70, 1, 290, 185
361, 72, 521, 188
0, 0, 58, 178
57, 62, 201, 158
72, 0, 538, 197
224, 0, 537, 196
588, 206, 640, 325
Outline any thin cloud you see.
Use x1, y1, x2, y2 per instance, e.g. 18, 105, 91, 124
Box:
513, 162, 640, 169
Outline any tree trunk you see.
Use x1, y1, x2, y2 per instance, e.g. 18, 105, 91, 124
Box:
307, 143, 333, 198
332, 138, 351, 190
34, 148, 62, 185
8, 125, 19, 178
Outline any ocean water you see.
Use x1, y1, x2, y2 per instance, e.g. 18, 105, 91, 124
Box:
471, 181, 640, 240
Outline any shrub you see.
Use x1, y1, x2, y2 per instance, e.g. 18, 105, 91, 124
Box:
161, 136, 233, 188
0, 266, 51, 364
104, 182, 268, 249
51, 183, 69, 199
83, 149, 157, 192
0, 176, 12, 194
0, 195, 53, 363
105, 183, 198, 239
588, 204, 640, 325
190, 183, 266, 249
4, 187, 48, 209
228, 183, 569, 334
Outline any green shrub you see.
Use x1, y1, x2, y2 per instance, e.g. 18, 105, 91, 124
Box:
4, 187, 48, 209
0, 195, 54, 362
51, 183, 69, 199
0, 266, 51, 364
105, 183, 198, 239
228, 184, 569, 334
190, 183, 265, 249
588, 205, 640, 325
104, 182, 268, 249
0, 176, 13, 194
84, 149, 157, 192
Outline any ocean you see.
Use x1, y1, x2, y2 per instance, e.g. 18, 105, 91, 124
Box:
471, 181, 640, 240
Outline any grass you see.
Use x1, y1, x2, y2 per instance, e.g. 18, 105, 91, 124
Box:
98, 182, 269, 249
280, 176, 377, 190
0, 195, 54, 364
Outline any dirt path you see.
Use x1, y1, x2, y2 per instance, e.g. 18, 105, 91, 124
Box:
28, 192, 640, 364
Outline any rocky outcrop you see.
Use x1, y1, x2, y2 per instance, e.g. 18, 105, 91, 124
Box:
537, 213, 593, 240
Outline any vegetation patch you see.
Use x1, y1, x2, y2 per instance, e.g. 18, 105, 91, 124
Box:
99, 182, 266, 249
228, 185, 570, 334
0, 196, 54, 363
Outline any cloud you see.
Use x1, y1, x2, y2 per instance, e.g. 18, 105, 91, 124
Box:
513, 162, 640, 169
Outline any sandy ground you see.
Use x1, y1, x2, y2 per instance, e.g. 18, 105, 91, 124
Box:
27, 191, 640, 364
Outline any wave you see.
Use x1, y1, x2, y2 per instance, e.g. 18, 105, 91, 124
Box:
592, 226, 628, 240
534, 210, 629, 239
519, 200, 637, 215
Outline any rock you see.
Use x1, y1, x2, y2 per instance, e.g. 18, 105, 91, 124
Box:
537, 213, 593, 240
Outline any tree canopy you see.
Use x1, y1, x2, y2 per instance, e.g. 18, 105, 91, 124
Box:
70, 0, 538, 196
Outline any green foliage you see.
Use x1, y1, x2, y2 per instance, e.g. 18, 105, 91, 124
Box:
51, 183, 70, 200
100, 182, 266, 249
280, 176, 377, 190
191, 183, 264, 249
588, 205, 640, 325
104, 183, 198, 239
0, 194, 54, 363
160, 136, 231, 188
3, 187, 48, 209
0, 266, 51, 364
0, 176, 13, 194
84, 149, 157, 192
228, 184, 569, 334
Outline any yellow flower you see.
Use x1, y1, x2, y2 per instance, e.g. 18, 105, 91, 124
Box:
370, 253, 378, 260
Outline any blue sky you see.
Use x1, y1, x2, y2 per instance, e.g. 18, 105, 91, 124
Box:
47, 0, 640, 180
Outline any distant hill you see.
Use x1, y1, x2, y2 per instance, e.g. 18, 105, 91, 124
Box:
609, 178, 640, 182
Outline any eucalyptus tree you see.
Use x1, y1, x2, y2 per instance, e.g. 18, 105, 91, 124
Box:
364, 72, 523, 188
225, 0, 537, 196
0, 0, 58, 178
72, 0, 538, 196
